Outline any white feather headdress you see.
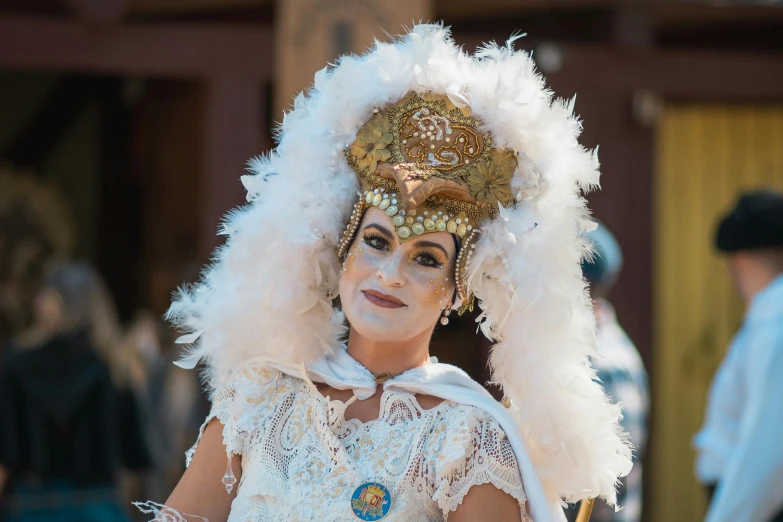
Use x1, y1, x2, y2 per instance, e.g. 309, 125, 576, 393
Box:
168, 24, 632, 506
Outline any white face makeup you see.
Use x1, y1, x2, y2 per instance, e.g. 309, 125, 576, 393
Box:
339, 207, 457, 343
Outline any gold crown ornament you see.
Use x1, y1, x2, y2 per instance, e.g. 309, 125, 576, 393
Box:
338, 92, 523, 312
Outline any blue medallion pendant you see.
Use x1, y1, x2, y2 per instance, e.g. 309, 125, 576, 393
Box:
351, 482, 391, 520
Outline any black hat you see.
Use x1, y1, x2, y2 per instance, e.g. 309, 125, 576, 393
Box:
716, 190, 783, 252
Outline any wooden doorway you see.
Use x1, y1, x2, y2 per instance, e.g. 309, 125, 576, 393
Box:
652, 105, 783, 522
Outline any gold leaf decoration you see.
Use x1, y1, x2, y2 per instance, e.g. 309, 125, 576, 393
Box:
348, 112, 393, 174
466, 151, 516, 208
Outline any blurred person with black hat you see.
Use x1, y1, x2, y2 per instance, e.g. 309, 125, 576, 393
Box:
565, 223, 649, 522
0, 261, 151, 522
694, 189, 783, 522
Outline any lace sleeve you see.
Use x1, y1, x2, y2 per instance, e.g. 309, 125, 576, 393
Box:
185, 363, 282, 467
432, 409, 531, 520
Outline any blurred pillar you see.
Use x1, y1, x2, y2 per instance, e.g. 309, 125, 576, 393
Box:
274, 0, 433, 122
200, 76, 264, 258
136, 80, 204, 315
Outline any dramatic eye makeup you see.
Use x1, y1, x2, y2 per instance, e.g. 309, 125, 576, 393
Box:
412, 249, 444, 269
362, 233, 390, 251
358, 222, 451, 269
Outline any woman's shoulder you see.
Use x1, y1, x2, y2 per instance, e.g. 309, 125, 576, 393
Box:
426, 400, 528, 515
426, 400, 517, 467
436, 399, 509, 434
212, 361, 307, 408
189, 361, 309, 461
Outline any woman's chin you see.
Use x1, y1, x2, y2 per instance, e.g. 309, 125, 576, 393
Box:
347, 311, 438, 345
349, 316, 402, 341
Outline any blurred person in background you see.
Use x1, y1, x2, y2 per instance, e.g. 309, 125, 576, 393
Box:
694, 190, 783, 522
0, 261, 151, 522
0, 170, 74, 361
565, 223, 649, 522
123, 311, 201, 503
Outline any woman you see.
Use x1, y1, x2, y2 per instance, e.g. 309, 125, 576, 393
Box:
0, 261, 151, 522
137, 25, 631, 521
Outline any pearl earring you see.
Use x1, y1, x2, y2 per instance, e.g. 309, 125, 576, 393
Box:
440, 303, 452, 325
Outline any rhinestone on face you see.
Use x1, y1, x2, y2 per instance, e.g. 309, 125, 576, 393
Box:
398, 226, 411, 239
391, 215, 405, 227
386, 205, 398, 216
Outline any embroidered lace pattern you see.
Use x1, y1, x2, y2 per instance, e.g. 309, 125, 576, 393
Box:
146, 363, 530, 521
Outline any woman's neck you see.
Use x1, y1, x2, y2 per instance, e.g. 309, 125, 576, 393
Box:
346, 327, 434, 377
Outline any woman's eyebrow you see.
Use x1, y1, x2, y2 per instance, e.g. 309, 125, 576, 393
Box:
413, 240, 449, 257
363, 223, 395, 238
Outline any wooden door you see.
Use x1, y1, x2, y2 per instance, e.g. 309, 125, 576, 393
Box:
652, 105, 783, 521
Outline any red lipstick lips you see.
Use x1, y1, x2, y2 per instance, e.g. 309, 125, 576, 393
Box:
361, 290, 407, 309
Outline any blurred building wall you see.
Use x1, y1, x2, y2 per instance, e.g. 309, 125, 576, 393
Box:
0, 71, 100, 259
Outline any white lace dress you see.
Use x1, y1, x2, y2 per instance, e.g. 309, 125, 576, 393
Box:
141, 362, 530, 521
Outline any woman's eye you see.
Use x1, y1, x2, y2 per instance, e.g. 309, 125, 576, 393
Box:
363, 235, 389, 250
414, 252, 443, 268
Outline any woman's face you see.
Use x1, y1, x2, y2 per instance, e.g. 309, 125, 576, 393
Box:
339, 206, 457, 343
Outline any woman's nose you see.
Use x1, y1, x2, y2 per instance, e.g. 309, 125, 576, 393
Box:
376, 253, 406, 287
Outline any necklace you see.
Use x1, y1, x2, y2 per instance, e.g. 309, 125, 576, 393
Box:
373, 372, 392, 383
